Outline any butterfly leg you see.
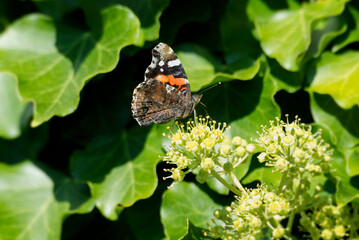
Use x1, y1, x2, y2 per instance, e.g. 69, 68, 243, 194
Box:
193, 109, 198, 127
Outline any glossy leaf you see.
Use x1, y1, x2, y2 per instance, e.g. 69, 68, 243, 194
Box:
176, 43, 260, 92
252, 0, 348, 71
347, 146, 359, 177
242, 166, 281, 187
181, 220, 208, 240
0, 6, 140, 127
310, 93, 359, 152
71, 125, 165, 220
333, 5, 359, 52
220, 0, 262, 74
161, 182, 221, 240
0, 161, 93, 240
0, 72, 26, 139
308, 51, 359, 109
199, 72, 280, 141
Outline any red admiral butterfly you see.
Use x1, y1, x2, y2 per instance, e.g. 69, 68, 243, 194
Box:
131, 43, 202, 126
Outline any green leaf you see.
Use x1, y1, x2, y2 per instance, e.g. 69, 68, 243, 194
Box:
71, 125, 164, 220
161, 182, 221, 240
200, 72, 280, 141
267, 58, 303, 93
333, 5, 359, 52
330, 149, 359, 206
176, 43, 260, 92
310, 92, 359, 152
125, 184, 166, 240
242, 166, 281, 188
180, 220, 209, 240
308, 51, 359, 109
252, 0, 348, 71
0, 161, 65, 240
0, 6, 140, 127
0, 72, 26, 139
220, 0, 261, 65
347, 146, 359, 177
118, 0, 169, 43
306, 16, 347, 59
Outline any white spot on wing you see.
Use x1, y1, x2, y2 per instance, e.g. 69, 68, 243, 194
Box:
159, 60, 165, 66
168, 59, 181, 67
160, 68, 164, 72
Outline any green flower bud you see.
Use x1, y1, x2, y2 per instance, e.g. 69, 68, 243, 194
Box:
275, 158, 288, 171
203, 137, 216, 149
249, 216, 262, 228
282, 135, 294, 146
321, 229, 333, 240
272, 226, 285, 239
268, 201, 281, 214
232, 136, 242, 146
196, 168, 209, 184
266, 144, 276, 154
235, 146, 246, 158
233, 218, 245, 231
176, 156, 188, 168
251, 199, 262, 209
246, 144, 256, 154
220, 144, 231, 157
201, 158, 214, 171
257, 153, 266, 163
223, 162, 233, 172
295, 128, 304, 137
334, 225, 346, 238
172, 169, 185, 182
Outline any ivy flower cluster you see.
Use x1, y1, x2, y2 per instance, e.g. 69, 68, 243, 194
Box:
205, 185, 291, 239
162, 117, 255, 189
255, 115, 332, 179
300, 204, 355, 240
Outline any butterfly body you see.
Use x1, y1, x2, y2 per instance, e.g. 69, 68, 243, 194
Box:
131, 43, 202, 126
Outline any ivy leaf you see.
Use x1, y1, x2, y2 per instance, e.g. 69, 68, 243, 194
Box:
71, 125, 165, 220
305, 16, 347, 59
308, 51, 359, 109
310, 93, 359, 152
180, 220, 209, 240
0, 161, 93, 240
252, 0, 348, 71
118, 0, 170, 43
333, 5, 359, 52
242, 166, 281, 188
347, 146, 359, 177
330, 149, 359, 206
0, 6, 140, 127
0, 72, 26, 139
220, 0, 261, 72
176, 43, 260, 92
161, 182, 221, 240
198, 72, 280, 141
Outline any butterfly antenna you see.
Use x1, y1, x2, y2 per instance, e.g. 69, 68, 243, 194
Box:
198, 82, 222, 95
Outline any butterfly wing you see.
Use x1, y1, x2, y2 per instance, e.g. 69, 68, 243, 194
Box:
131, 79, 189, 126
131, 43, 194, 126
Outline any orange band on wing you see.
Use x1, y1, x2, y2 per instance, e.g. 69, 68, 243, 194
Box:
155, 74, 187, 90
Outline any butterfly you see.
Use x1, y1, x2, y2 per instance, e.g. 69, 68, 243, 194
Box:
131, 43, 202, 126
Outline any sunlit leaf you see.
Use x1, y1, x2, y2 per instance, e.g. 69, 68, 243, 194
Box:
71, 125, 165, 220
0, 72, 26, 139
0, 6, 140, 126
161, 182, 221, 240
252, 0, 348, 71
308, 51, 359, 109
